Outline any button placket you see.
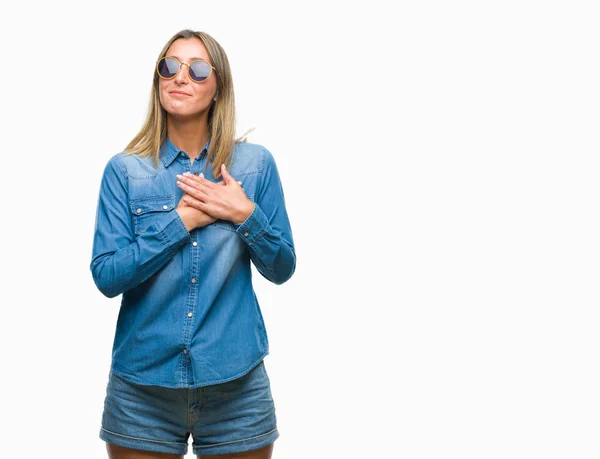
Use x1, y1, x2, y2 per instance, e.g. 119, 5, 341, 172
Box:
182, 197, 201, 368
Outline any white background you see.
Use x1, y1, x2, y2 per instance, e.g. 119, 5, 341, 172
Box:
1, 1, 599, 458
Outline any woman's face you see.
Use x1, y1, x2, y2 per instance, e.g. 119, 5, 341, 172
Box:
158, 38, 218, 120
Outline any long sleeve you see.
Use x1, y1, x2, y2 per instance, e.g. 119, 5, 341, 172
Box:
90, 155, 191, 298
234, 148, 296, 285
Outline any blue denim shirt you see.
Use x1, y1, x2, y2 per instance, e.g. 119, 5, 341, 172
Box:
90, 138, 296, 388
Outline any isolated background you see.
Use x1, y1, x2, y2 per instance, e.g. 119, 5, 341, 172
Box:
1, 1, 599, 458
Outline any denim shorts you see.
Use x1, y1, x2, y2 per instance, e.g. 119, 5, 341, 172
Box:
99, 360, 279, 456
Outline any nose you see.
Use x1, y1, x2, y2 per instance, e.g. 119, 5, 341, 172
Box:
174, 63, 189, 84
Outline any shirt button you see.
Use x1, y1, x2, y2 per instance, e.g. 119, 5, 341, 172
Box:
244, 232, 249, 237
192, 242, 198, 247
191, 278, 196, 284
188, 312, 193, 317
183, 349, 187, 354
136, 208, 142, 214
163, 205, 168, 210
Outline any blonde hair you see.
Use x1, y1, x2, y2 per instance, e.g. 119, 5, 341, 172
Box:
123, 29, 252, 179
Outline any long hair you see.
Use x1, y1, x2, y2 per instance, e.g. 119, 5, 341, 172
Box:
123, 29, 251, 179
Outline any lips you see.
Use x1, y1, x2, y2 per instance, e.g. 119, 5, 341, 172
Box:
170, 91, 190, 96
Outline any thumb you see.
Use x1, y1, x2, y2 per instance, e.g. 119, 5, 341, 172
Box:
221, 163, 236, 185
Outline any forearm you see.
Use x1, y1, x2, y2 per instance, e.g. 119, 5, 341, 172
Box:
91, 214, 190, 298
235, 203, 296, 285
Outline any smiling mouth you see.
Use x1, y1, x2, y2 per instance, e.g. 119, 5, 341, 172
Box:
170, 91, 190, 96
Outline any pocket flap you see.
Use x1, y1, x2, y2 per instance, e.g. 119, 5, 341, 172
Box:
130, 195, 175, 216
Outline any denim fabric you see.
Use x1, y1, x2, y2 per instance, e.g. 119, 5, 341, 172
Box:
100, 360, 278, 455
90, 138, 295, 388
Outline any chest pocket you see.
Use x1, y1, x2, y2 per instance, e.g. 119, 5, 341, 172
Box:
130, 195, 176, 235
212, 194, 255, 232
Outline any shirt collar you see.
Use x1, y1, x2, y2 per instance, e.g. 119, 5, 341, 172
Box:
160, 136, 211, 168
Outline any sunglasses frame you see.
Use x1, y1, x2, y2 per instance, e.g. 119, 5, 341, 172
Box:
156, 56, 216, 83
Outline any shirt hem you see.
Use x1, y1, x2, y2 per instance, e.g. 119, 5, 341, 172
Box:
110, 351, 269, 389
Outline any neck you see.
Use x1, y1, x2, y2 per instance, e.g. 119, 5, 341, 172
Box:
167, 113, 210, 158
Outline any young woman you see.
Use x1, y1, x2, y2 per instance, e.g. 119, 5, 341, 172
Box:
90, 29, 296, 459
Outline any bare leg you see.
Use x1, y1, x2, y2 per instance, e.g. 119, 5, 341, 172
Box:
107, 443, 184, 459
197, 442, 273, 459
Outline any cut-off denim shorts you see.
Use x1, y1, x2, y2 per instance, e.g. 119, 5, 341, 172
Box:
99, 360, 279, 456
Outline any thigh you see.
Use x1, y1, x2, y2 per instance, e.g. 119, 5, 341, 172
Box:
190, 360, 279, 456
108, 443, 184, 459
196, 442, 273, 459
100, 372, 190, 456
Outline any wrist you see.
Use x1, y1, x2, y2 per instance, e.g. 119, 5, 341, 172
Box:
233, 202, 255, 225
175, 208, 195, 232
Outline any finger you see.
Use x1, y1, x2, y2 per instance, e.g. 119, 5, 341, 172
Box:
195, 172, 218, 189
178, 172, 216, 190
177, 179, 210, 201
182, 194, 208, 211
221, 164, 235, 185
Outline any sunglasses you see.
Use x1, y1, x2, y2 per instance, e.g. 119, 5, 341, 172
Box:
156, 56, 215, 83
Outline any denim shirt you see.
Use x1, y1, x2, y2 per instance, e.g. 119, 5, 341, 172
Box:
90, 137, 296, 388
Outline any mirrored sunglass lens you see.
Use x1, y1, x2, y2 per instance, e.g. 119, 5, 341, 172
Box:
189, 61, 211, 81
158, 57, 179, 78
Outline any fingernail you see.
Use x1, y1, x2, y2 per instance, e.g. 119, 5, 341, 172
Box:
177, 181, 182, 187
183, 172, 191, 176
176, 174, 182, 179
199, 172, 204, 178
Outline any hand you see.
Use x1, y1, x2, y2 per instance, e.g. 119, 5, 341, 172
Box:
176, 164, 255, 225
175, 195, 217, 232
175, 178, 236, 231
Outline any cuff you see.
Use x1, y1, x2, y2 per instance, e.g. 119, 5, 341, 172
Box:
155, 211, 192, 254
235, 203, 268, 244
